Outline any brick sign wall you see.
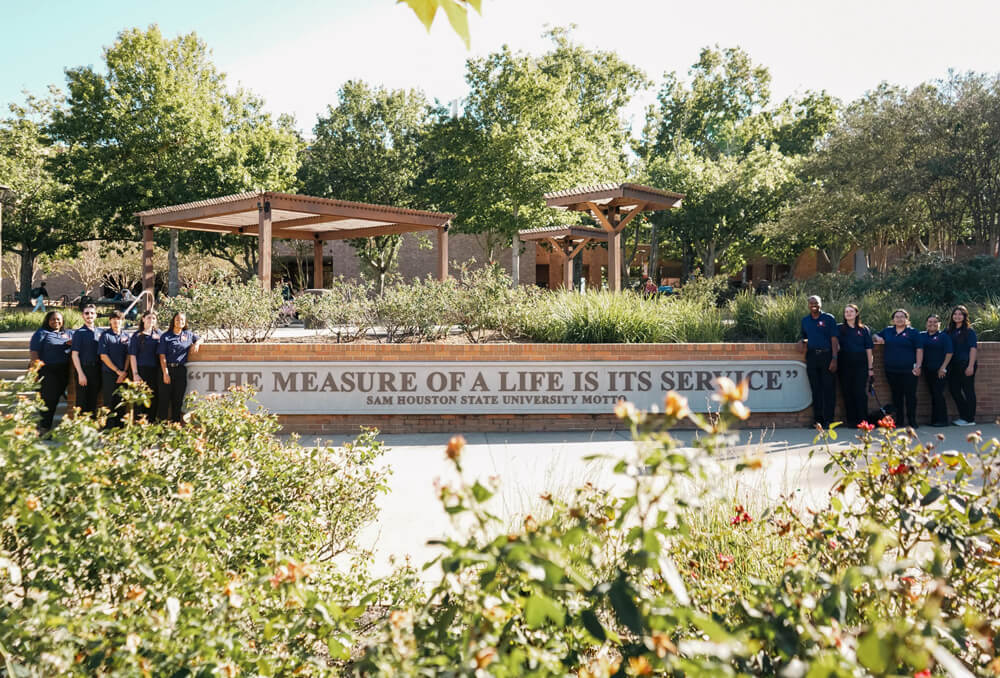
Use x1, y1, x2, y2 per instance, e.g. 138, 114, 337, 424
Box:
184, 343, 999, 435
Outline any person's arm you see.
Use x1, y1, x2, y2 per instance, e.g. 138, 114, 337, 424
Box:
797, 319, 806, 350
71, 350, 86, 386
829, 336, 839, 372
866, 348, 874, 378
913, 346, 923, 377
100, 354, 128, 383
939, 352, 952, 377
29, 332, 42, 367
872, 328, 885, 345
967, 346, 977, 375
130, 354, 140, 380
160, 353, 170, 385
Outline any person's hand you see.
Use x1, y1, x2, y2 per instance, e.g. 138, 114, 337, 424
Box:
163, 372, 171, 385
912, 366, 920, 376
191, 342, 201, 354
828, 358, 837, 373
872, 335, 884, 344
78, 373, 87, 386
938, 367, 946, 378
116, 371, 127, 384
965, 365, 975, 377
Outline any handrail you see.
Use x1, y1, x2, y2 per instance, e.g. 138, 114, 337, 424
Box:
123, 290, 154, 318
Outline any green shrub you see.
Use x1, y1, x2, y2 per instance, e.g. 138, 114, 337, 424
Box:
973, 299, 1000, 340
447, 263, 538, 343
752, 294, 804, 342
660, 297, 726, 342
158, 277, 284, 342
294, 276, 372, 342
521, 290, 670, 343
884, 252, 1000, 305
0, 376, 408, 676
678, 274, 734, 307
0, 308, 90, 332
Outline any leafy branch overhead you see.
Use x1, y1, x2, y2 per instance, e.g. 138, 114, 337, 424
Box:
398, 0, 482, 48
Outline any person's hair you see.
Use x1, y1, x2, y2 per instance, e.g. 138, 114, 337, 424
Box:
109, 310, 124, 321
842, 303, 864, 328
808, 295, 822, 305
141, 310, 157, 325
948, 305, 970, 334
926, 313, 940, 323
40, 310, 63, 331
169, 312, 188, 333
892, 308, 910, 323
82, 303, 97, 312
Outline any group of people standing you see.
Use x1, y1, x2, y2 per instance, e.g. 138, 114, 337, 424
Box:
28, 306, 201, 433
800, 296, 978, 429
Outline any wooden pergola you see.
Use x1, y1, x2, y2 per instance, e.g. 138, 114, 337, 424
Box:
518, 225, 610, 290
135, 191, 455, 292
544, 183, 684, 292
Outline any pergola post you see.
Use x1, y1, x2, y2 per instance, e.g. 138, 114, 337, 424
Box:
258, 200, 272, 290
437, 225, 449, 281
608, 229, 621, 292
563, 253, 574, 290
142, 224, 155, 309
313, 239, 324, 288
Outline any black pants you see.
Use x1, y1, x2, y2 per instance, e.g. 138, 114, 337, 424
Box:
923, 366, 949, 425
838, 352, 868, 427
158, 365, 187, 423
101, 372, 124, 428
806, 349, 836, 426
38, 363, 69, 430
76, 364, 101, 415
948, 360, 976, 422
886, 370, 917, 426
137, 364, 160, 422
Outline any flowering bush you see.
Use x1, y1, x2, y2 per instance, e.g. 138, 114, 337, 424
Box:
357, 379, 999, 677
0, 375, 404, 676
158, 277, 285, 342
294, 276, 373, 342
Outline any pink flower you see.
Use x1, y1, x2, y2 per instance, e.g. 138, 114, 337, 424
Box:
857, 421, 875, 432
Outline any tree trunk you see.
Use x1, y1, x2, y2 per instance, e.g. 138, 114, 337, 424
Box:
647, 220, 659, 283
700, 242, 717, 277
168, 230, 179, 296
511, 205, 520, 287
17, 251, 35, 306
681, 243, 694, 283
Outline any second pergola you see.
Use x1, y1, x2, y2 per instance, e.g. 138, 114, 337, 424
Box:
540, 183, 684, 291
517, 225, 610, 291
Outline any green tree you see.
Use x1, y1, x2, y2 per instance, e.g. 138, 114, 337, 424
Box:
641, 46, 834, 278
0, 94, 92, 304
299, 80, 432, 294
49, 26, 301, 280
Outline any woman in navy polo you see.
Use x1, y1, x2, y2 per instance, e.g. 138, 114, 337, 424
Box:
29, 310, 73, 432
920, 314, 953, 427
98, 310, 131, 428
837, 304, 873, 427
71, 304, 103, 416
946, 305, 977, 426
128, 310, 161, 421
157, 312, 202, 423
873, 309, 923, 428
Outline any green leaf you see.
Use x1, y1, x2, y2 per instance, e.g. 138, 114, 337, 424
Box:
609, 578, 643, 635
920, 487, 942, 506
856, 630, 890, 674
524, 593, 565, 628
398, 0, 438, 31
439, 0, 471, 49
581, 608, 606, 641
471, 480, 493, 503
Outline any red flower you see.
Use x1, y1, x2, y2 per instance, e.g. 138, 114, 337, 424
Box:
828, 538, 839, 549
914, 670, 931, 678
717, 553, 734, 570
888, 463, 909, 476
857, 421, 875, 432
877, 415, 896, 430
730, 505, 753, 526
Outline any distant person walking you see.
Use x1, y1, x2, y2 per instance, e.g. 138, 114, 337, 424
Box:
797, 295, 839, 428
28, 310, 73, 433
30, 282, 48, 312
946, 305, 977, 426
71, 304, 103, 417
98, 310, 131, 428
157, 312, 202, 423
837, 303, 873, 428
920, 314, 953, 427
129, 310, 162, 421
873, 309, 923, 428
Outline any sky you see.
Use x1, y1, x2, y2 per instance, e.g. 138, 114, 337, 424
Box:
2, 0, 1000, 136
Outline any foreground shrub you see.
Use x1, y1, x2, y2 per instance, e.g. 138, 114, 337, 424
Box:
0, 376, 404, 676
358, 387, 999, 677
158, 277, 284, 342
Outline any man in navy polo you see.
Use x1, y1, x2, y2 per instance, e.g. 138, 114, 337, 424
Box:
71, 304, 103, 416
797, 295, 839, 428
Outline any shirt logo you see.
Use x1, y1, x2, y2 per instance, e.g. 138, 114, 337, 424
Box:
818, 321, 824, 327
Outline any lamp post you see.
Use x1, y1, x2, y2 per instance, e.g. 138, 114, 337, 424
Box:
0, 185, 9, 308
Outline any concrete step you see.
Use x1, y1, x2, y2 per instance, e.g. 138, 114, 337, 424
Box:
0, 369, 26, 380
0, 347, 30, 356
0, 358, 28, 369
0, 338, 29, 348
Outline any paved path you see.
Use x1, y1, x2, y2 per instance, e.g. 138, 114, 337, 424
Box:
294, 424, 997, 579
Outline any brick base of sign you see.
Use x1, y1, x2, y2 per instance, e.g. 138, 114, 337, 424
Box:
175, 342, 998, 435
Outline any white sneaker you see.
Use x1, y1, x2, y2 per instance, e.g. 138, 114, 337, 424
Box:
953, 419, 973, 426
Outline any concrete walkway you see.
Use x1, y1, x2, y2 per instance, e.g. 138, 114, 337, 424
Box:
296, 423, 996, 579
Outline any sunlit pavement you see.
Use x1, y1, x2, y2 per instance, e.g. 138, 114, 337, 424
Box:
295, 423, 1000, 580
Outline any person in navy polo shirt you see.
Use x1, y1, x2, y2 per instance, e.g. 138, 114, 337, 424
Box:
29, 310, 73, 433
797, 295, 839, 428
837, 303, 874, 428
98, 310, 131, 428
920, 314, 953, 427
129, 310, 161, 422
158, 312, 202, 423
873, 309, 923, 428
946, 305, 977, 426
71, 304, 103, 416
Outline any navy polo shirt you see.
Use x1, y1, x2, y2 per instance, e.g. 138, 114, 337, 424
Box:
71, 326, 103, 365
947, 327, 978, 363
30, 328, 73, 365
157, 330, 200, 366
877, 326, 922, 372
838, 324, 873, 354
129, 330, 161, 368
920, 331, 953, 370
98, 329, 131, 373
801, 312, 838, 351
